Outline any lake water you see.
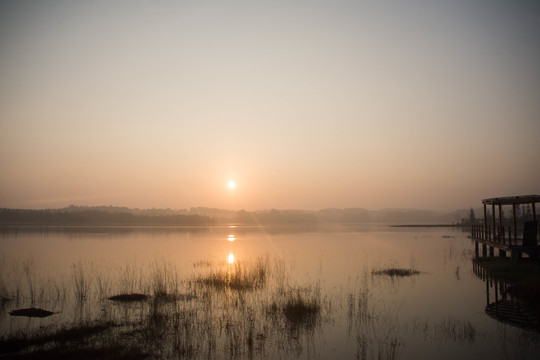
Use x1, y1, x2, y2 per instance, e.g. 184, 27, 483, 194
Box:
1, 225, 539, 359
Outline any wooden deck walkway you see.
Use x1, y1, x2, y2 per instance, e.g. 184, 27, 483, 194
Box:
471, 195, 539, 260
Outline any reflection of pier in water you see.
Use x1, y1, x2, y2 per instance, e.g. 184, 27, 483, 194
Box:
473, 260, 540, 331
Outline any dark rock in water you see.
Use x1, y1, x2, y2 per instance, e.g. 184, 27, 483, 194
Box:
9, 307, 54, 318
108, 293, 149, 302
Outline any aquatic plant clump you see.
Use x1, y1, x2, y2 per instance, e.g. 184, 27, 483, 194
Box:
196, 258, 269, 291
282, 294, 321, 327
108, 293, 149, 302
372, 268, 421, 277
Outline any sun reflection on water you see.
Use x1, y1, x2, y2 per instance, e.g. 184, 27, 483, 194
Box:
227, 253, 235, 264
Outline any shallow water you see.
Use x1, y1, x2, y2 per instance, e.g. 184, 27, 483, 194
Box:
1, 225, 539, 359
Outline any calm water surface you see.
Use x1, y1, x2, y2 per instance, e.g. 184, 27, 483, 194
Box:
1, 225, 538, 359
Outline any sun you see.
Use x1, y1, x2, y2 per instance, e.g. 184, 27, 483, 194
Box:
228, 181, 236, 190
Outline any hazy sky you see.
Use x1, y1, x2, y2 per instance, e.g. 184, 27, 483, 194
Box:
1, 0, 539, 211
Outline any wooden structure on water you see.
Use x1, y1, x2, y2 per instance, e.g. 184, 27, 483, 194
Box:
471, 195, 539, 260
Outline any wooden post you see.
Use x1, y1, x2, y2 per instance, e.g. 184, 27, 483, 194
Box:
531, 201, 537, 247
486, 275, 490, 306
498, 204, 503, 241
495, 280, 499, 315
492, 203, 496, 242
512, 203, 517, 245
484, 203, 487, 240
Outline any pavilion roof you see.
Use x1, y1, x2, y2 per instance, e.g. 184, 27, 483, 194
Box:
482, 195, 540, 206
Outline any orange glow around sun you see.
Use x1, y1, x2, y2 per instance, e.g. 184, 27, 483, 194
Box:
228, 181, 236, 190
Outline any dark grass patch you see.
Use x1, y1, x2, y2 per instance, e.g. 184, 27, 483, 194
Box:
0, 322, 115, 355
108, 294, 149, 302
9, 308, 54, 318
267, 288, 322, 331
0, 344, 147, 360
372, 268, 421, 277
282, 297, 320, 327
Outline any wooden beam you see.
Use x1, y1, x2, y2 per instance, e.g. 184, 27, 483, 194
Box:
482, 195, 540, 206
512, 203, 516, 245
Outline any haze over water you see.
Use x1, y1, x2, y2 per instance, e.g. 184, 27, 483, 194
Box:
1, 0, 539, 212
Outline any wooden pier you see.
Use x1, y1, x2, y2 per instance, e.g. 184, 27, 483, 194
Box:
472, 195, 539, 260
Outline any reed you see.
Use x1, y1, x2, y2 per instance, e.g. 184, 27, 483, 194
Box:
149, 260, 179, 298
196, 257, 268, 292
22, 259, 36, 306
118, 261, 143, 295
72, 261, 92, 302
282, 288, 321, 329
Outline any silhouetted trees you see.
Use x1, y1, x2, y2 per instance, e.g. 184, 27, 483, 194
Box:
469, 208, 476, 225
0, 208, 213, 226
0, 206, 476, 226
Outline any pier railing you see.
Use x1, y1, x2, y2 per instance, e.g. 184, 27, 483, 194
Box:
471, 224, 517, 246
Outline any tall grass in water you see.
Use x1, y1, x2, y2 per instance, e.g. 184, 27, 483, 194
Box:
196, 257, 269, 291
347, 270, 405, 360
280, 285, 321, 330
22, 259, 36, 306
0, 255, 6, 301
149, 260, 179, 298
412, 317, 477, 344
72, 262, 92, 302
117, 261, 144, 295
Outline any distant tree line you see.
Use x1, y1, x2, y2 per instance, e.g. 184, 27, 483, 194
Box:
0, 205, 475, 226
0, 208, 214, 226
235, 209, 317, 224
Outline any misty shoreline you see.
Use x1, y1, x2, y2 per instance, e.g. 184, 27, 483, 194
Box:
0, 205, 471, 227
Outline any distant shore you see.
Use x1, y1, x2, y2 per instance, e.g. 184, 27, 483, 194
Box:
0, 206, 470, 227
390, 224, 464, 228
